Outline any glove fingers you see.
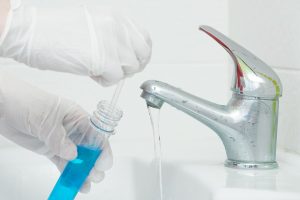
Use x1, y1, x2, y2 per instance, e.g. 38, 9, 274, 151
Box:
50, 156, 100, 189
94, 142, 113, 171
114, 19, 140, 75
88, 169, 105, 183
85, 7, 152, 85
94, 14, 124, 86
62, 104, 90, 144
46, 126, 77, 160
122, 17, 152, 69
50, 156, 68, 172
51, 156, 107, 183
80, 178, 91, 193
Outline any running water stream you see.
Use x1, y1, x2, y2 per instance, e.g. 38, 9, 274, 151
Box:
147, 106, 164, 200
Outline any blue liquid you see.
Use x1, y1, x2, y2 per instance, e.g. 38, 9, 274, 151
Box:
48, 145, 102, 200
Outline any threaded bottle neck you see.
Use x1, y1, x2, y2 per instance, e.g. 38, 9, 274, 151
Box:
90, 100, 123, 135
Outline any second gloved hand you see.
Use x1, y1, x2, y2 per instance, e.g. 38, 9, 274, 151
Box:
0, 1, 152, 86
0, 73, 111, 192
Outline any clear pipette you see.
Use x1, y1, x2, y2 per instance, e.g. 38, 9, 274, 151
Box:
109, 79, 125, 111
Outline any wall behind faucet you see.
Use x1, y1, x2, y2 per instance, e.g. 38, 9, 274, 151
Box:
0, 0, 229, 160
229, 0, 300, 155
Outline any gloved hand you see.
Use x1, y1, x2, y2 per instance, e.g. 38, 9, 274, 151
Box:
0, 73, 111, 193
0, 0, 152, 86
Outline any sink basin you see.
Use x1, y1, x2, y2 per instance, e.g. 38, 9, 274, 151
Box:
0, 146, 211, 200
0, 140, 300, 200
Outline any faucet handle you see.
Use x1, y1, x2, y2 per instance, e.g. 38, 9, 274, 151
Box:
200, 25, 282, 99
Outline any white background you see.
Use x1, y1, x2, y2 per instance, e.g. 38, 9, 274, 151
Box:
1, 0, 300, 162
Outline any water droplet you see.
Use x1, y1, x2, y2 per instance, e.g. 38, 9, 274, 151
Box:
229, 137, 236, 142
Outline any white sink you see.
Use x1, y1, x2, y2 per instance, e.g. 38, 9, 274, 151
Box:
0, 141, 300, 200
0, 147, 210, 200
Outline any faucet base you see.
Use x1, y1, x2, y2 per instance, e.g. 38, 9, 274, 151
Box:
225, 160, 278, 170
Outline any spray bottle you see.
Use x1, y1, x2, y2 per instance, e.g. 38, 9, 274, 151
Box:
48, 80, 125, 200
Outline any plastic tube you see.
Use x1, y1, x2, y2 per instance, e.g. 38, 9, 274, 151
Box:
48, 80, 125, 200
110, 79, 125, 111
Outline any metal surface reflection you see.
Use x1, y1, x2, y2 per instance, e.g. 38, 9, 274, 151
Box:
140, 26, 282, 169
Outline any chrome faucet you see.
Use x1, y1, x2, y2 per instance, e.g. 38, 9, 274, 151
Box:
140, 25, 282, 169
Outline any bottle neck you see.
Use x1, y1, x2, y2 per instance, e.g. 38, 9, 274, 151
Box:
90, 100, 123, 135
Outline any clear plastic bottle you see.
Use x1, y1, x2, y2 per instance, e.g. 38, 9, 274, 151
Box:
48, 100, 123, 200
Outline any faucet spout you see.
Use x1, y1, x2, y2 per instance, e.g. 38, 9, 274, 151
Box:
141, 80, 229, 130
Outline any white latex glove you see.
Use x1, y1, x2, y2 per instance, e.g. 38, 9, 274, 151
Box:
0, 0, 152, 86
0, 73, 112, 193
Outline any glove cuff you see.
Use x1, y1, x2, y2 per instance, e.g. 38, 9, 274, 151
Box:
0, 0, 21, 45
